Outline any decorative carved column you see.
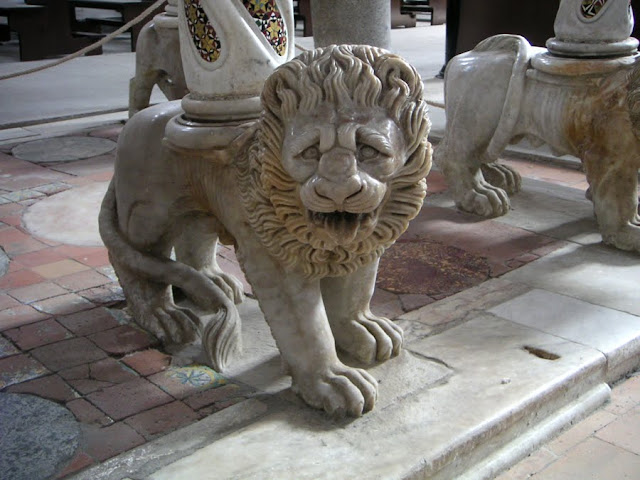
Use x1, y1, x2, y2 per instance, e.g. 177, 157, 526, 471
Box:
176, 0, 295, 121
548, 0, 638, 57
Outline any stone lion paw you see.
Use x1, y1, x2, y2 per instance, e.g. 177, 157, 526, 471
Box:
481, 162, 522, 195
293, 364, 378, 417
602, 221, 640, 253
145, 303, 201, 345
459, 179, 511, 217
335, 312, 403, 364
204, 269, 245, 305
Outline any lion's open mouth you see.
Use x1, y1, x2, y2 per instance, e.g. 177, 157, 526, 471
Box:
307, 210, 378, 245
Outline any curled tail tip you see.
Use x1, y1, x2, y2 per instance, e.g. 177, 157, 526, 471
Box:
202, 305, 242, 373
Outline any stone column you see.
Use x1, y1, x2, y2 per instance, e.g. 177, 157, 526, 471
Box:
311, 0, 391, 49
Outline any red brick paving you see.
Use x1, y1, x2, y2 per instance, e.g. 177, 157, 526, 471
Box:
0, 269, 45, 290
0, 353, 49, 388
122, 349, 171, 376
124, 401, 199, 440
0, 304, 49, 330
31, 337, 107, 371
86, 378, 174, 420
8, 282, 69, 303
57, 307, 120, 336
4, 318, 73, 350
31, 293, 95, 316
66, 398, 114, 427
82, 422, 145, 462
88, 324, 157, 355
6, 373, 78, 402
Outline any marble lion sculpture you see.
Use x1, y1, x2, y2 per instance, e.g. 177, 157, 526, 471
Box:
99, 45, 432, 416
435, 34, 640, 253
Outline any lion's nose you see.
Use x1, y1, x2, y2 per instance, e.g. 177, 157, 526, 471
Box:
314, 176, 363, 207
318, 150, 357, 181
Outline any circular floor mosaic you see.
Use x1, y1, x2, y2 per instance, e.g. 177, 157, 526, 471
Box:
0, 393, 80, 480
12, 136, 116, 163
23, 182, 108, 246
376, 240, 490, 297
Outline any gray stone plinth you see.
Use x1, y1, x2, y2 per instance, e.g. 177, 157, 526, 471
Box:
12, 136, 116, 163
311, 0, 391, 49
0, 393, 80, 480
0, 248, 8, 277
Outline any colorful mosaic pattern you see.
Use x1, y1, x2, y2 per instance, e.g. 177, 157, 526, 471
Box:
581, 0, 609, 19
168, 365, 227, 388
242, 0, 287, 56
184, 0, 222, 62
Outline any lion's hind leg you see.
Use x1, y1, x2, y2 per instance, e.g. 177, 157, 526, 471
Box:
173, 215, 245, 305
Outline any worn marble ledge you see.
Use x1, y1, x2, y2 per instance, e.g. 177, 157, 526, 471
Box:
72, 292, 618, 480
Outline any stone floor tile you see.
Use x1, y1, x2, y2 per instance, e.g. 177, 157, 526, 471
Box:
87, 357, 139, 384
148, 365, 228, 399
67, 379, 115, 396
49, 154, 114, 177
0, 304, 49, 331
31, 337, 107, 371
86, 378, 174, 420
77, 284, 124, 306
0, 335, 19, 358
0, 293, 21, 310
546, 409, 618, 456
89, 125, 124, 140
11, 248, 67, 268
31, 259, 90, 279
56, 307, 120, 336
0, 202, 24, 219
502, 158, 586, 188
4, 318, 73, 350
0, 353, 48, 388
31, 293, 95, 316
52, 245, 105, 260
75, 249, 110, 268
610, 375, 640, 405
122, 349, 171, 376
81, 422, 145, 462
33, 182, 72, 196
398, 294, 435, 312
0, 269, 45, 290
7, 282, 68, 304
54, 269, 112, 292
495, 447, 557, 480
88, 325, 157, 355
0, 228, 48, 256
3, 189, 45, 202
596, 410, 640, 456
6, 373, 78, 402
425, 170, 448, 195
54, 451, 94, 479
534, 437, 640, 479
66, 398, 113, 427
124, 401, 199, 440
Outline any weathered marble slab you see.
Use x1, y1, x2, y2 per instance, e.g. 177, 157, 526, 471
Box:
490, 289, 640, 381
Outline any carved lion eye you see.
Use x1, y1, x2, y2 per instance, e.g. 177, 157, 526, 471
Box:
300, 146, 320, 161
358, 145, 379, 160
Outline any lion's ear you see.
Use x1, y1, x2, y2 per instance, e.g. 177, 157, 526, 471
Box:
262, 65, 301, 120
375, 55, 423, 114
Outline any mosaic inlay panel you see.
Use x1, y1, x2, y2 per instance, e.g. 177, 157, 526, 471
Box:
581, 0, 609, 19
184, 0, 222, 62
242, 0, 287, 56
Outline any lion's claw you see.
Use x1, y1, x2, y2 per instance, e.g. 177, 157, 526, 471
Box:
334, 312, 403, 364
294, 364, 378, 417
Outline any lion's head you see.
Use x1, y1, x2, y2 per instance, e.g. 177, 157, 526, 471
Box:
238, 44, 432, 278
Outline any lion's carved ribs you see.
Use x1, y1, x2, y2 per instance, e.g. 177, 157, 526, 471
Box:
100, 45, 432, 417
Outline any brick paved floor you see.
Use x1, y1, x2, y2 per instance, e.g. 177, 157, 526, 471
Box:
0, 123, 638, 478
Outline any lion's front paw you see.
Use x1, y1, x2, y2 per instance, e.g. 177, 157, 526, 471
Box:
334, 312, 403, 364
293, 364, 378, 417
601, 221, 640, 253
458, 179, 511, 217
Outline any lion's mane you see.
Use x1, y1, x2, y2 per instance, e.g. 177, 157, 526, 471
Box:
238, 44, 432, 278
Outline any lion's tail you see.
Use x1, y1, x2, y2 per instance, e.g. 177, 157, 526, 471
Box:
98, 180, 241, 372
